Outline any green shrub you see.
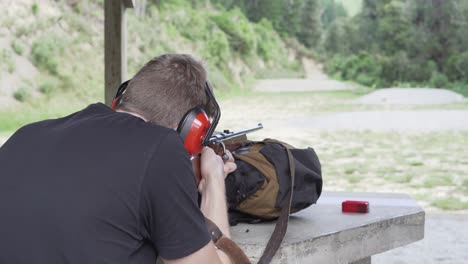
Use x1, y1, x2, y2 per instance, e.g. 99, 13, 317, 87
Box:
31, 2, 39, 16
324, 54, 347, 79
65, 12, 91, 34
446, 52, 468, 82
356, 73, 376, 87
165, 24, 180, 39
13, 87, 31, 102
405, 60, 437, 83
380, 51, 409, 84
0, 50, 15, 73
326, 52, 382, 87
174, 10, 209, 41
254, 19, 284, 62
39, 78, 60, 95
11, 40, 24, 55
31, 35, 65, 75
429, 72, 449, 88
448, 82, 468, 97
203, 28, 230, 67
211, 9, 257, 55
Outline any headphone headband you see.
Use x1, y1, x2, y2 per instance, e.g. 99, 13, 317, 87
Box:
203, 81, 220, 145
111, 80, 130, 110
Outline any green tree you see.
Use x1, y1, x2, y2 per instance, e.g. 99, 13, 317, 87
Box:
407, 0, 462, 72
376, 0, 410, 55
278, 0, 304, 36
297, 0, 321, 48
357, 0, 379, 51
320, 0, 347, 28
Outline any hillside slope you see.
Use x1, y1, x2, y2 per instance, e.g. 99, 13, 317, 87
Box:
0, 0, 304, 131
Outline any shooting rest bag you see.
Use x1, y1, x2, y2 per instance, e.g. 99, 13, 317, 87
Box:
224, 139, 322, 263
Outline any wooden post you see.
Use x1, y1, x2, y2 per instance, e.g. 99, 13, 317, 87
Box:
104, 0, 134, 105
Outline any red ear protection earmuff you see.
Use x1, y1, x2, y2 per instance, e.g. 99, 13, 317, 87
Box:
111, 80, 131, 110
177, 81, 221, 157
176, 108, 211, 156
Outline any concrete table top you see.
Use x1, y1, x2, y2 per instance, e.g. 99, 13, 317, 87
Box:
231, 191, 425, 264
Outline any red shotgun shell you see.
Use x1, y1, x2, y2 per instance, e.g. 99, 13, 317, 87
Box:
342, 200, 369, 213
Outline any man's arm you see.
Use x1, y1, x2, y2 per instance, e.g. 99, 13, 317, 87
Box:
163, 147, 236, 264
162, 240, 224, 264
199, 147, 236, 237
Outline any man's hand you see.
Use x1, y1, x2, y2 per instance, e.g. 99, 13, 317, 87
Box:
198, 147, 236, 194
222, 149, 237, 177
198, 146, 235, 240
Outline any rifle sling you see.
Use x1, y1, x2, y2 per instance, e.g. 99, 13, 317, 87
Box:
205, 218, 251, 264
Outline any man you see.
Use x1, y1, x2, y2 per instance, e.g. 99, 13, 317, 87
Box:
0, 54, 236, 263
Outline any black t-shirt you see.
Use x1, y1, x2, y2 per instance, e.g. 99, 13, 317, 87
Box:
0, 103, 211, 263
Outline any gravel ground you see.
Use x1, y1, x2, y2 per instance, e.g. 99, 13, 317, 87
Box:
374, 213, 468, 264
290, 110, 468, 131
355, 88, 467, 105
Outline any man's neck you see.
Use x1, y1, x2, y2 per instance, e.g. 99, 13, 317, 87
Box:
115, 110, 148, 122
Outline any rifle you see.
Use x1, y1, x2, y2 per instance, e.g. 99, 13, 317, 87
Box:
192, 123, 263, 185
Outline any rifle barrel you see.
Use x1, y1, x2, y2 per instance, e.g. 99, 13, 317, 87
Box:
209, 123, 263, 142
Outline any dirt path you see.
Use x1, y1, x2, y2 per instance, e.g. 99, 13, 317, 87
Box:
302, 57, 328, 80
254, 58, 356, 92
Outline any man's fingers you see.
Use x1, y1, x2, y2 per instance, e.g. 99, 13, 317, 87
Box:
223, 162, 237, 176
201, 146, 215, 155
224, 150, 234, 163
198, 178, 205, 193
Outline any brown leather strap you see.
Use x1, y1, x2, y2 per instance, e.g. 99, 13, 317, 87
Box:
205, 217, 224, 243
216, 237, 251, 264
257, 143, 295, 264
205, 218, 251, 264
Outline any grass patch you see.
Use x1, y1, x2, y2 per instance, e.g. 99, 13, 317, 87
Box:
347, 174, 361, 183
384, 174, 414, 183
31, 2, 39, 16
422, 176, 454, 188
409, 161, 424, 167
411, 193, 430, 201
1, 49, 15, 73
431, 198, 468, 210
38, 77, 60, 95
11, 40, 24, 55
13, 86, 32, 102
461, 180, 468, 195
31, 35, 66, 75
0, 93, 91, 132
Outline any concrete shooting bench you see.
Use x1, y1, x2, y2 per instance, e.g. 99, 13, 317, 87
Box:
231, 191, 425, 264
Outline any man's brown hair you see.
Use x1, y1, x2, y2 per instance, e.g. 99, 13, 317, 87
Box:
117, 54, 213, 128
